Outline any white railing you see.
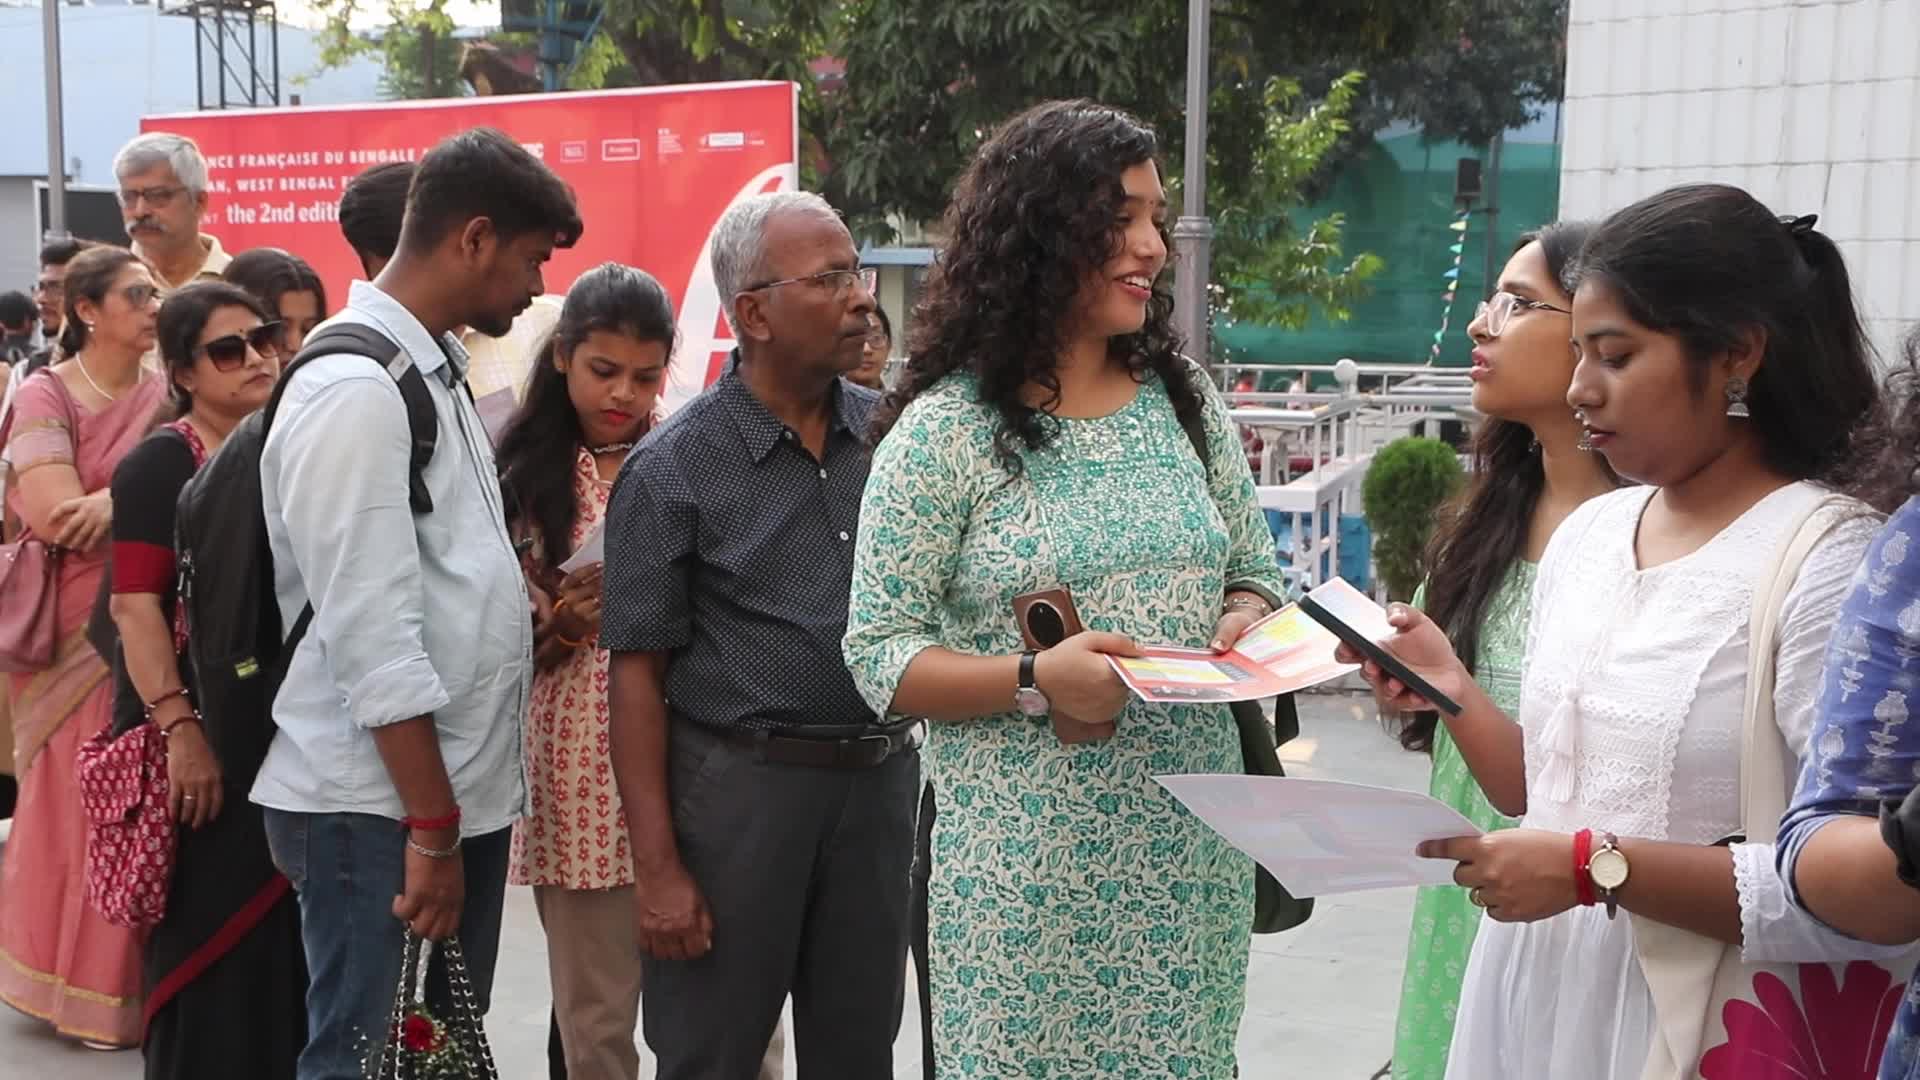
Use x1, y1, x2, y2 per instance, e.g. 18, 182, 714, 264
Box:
1220, 361, 1476, 591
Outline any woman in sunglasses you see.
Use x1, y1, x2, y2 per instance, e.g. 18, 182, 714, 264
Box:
844, 101, 1286, 1077
0, 245, 165, 1047
103, 281, 304, 1079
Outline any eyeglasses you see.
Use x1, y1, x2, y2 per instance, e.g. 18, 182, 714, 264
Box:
117, 185, 185, 209
744, 267, 878, 299
1474, 291, 1571, 338
32, 278, 63, 297
121, 283, 163, 308
197, 322, 282, 371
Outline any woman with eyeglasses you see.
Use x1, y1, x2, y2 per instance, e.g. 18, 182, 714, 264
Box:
223, 248, 329, 357
1348, 184, 1910, 1080
0, 245, 165, 1047
101, 281, 305, 1079
1385, 223, 1622, 1080
843, 100, 1285, 1077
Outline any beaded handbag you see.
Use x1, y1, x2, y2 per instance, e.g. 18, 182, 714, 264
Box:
367, 933, 500, 1080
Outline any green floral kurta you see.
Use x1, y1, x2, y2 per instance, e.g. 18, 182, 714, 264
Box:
1389, 563, 1530, 1080
844, 367, 1285, 1078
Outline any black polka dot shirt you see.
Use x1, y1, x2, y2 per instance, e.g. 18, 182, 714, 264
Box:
601, 354, 880, 733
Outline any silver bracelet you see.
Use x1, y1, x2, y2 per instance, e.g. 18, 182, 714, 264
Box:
1224, 596, 1271, 616
407, 835, 461, 860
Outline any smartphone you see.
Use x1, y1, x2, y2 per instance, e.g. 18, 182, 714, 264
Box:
1013, 587, 1085, 650
1297, 581, 1463, 717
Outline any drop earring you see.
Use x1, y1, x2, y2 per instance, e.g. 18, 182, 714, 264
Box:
1724, 375, 1750, 419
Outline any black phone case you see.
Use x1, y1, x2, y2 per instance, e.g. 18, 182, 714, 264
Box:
1297, 594, 1464, 717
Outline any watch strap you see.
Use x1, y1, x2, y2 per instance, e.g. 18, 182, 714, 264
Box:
1019, 651, 1038, 691
1599, 830, 1623, 919
1573, 828, 1596, 908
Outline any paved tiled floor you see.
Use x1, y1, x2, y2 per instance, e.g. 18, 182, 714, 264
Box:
0, 691, 1425, 1078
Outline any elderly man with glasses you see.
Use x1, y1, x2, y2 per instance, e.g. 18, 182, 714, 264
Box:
603, 190, 912, 1080
114, 132, 232, 290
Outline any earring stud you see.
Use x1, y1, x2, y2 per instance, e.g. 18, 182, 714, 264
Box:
1724, 375, 1751, 419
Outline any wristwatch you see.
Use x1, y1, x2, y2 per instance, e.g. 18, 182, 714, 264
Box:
1588, 831, 1630, 919
1014, 651, 1051, 717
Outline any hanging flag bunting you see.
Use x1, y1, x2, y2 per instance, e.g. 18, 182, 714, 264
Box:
1425, 209, 1472, 364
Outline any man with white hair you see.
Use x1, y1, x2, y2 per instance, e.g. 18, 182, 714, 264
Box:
602, 191, 912, 1079
114, 131, 231, 289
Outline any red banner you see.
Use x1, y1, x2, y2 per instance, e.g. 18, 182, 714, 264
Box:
144, 81, 799, 411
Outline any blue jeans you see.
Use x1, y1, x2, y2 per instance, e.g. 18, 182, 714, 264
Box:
263, 810, 511, 1080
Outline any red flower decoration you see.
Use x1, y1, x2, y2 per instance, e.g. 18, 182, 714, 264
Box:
1699, 961, 1902, 1080
400, 1012, 441, 1054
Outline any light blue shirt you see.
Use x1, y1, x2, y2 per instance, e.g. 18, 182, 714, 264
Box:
249, 280, 531, 836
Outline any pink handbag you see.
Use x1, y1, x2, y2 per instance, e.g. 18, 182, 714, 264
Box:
0, 369, 76, 672
76, 720, 174, 929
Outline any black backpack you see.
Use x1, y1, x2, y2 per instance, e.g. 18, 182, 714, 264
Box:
172, 323, 441, 768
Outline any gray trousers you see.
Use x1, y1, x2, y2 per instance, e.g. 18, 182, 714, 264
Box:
644, 720, 920, 1080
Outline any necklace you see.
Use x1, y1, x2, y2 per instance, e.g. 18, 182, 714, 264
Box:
75, 354, 120, 401
589, 441, 635, 456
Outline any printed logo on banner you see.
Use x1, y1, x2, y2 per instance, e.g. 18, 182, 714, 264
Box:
523, 143, 545, 159
700, 132, 746, 151
560, 141, 587, 163
657, 128, 684, 157
601, 138, 642, 162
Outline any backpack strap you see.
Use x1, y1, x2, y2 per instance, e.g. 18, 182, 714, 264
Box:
264, 322, 438, 514
260, 323, 438, 659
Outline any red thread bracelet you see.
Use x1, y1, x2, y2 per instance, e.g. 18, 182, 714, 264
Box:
1573, 828, 1597, 907
403, 808, 462, 832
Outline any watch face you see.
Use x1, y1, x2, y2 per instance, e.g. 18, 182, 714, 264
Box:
1590, 847, 1630, 891
1014, 687, 1050, 717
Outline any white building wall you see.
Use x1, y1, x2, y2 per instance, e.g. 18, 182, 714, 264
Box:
1560, 0, 1920, 363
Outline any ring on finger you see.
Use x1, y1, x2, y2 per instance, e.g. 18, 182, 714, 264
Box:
1469, 886, 1488, 908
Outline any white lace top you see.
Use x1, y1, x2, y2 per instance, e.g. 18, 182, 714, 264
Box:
1519, 481, 1884, 959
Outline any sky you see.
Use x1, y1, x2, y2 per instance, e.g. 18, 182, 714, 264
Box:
275, 0, 501, 32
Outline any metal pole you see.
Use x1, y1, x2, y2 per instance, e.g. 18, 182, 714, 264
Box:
42, 0, 66, 239
1481, 133, 1504, 300
1171, 0, 1212, 364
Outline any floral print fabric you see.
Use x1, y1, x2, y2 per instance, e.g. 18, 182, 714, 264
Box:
844, 365, 1286, 1078
509, 448, 630, 890
1778, 494, 1920, 1079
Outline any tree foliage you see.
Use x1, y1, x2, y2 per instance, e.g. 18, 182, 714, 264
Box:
309, 0, 470, 100
320, 0, 1565, 333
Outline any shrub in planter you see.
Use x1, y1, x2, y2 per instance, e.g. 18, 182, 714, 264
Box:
1361, 436, 1464, 601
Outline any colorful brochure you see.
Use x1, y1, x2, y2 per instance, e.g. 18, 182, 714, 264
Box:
1107, 593, 1358, 703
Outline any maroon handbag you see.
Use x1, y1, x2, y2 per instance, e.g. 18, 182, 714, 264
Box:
0, 370, 73, 673
76, 720, 174, 929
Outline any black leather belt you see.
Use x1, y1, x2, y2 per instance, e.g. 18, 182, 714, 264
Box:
720, 720, 925, 770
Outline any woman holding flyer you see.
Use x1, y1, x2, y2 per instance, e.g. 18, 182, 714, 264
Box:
496, 262, 669, 1080
1386, 222, 1621, 1080
1346, 185, 1907, 1080
842, 100, 1286, 1077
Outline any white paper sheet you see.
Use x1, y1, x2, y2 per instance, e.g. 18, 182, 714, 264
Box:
1155, 774, 1484, 896
474, 388, 517, 447
558, 520, 605, 575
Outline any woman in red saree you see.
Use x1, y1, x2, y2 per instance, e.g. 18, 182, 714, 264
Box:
0, 245, 165, 1048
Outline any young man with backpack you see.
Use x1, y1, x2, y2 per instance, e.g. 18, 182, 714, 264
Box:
247, 127, 581, 1080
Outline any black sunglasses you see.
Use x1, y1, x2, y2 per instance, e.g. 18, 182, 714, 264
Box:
197, 321, 282, 371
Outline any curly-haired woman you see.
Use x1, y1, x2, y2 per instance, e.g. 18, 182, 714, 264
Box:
842, 100, 1286, 1076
